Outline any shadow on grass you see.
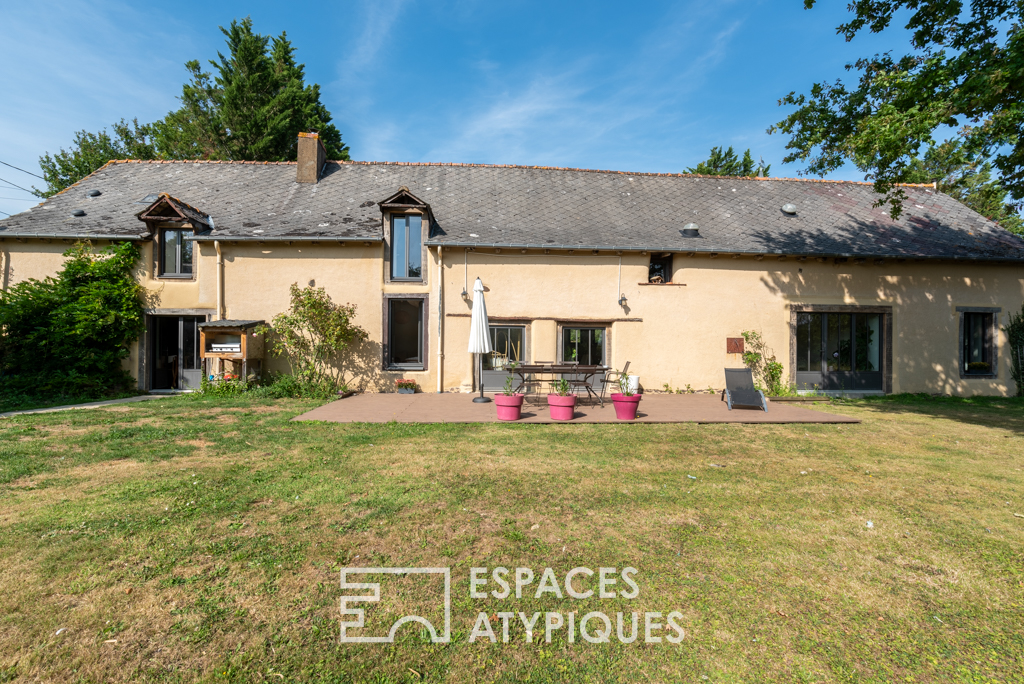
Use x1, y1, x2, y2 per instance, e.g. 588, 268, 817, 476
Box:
839, 393, 1024, 434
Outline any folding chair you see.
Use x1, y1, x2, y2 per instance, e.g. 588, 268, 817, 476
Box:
722, 368, 768, 412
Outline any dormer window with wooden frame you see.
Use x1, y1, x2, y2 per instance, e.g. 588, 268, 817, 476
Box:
380, 187, 431, 282
136, 193, 211, 280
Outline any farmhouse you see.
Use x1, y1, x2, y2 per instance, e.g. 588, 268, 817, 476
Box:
2, 133, 1023, 395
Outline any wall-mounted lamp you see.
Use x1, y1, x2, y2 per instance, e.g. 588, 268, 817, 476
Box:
618, 293, 628, 307
461, 288, 469, 300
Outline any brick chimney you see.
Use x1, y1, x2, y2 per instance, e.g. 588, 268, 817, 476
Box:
296, 132, 326, 183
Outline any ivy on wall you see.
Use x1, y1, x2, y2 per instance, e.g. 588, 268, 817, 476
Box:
0, 241, 144, 399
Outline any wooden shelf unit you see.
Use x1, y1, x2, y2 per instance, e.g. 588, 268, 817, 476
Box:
198, 320, 265, 382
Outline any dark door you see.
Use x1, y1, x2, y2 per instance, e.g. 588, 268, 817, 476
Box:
796, 313, 882, 391
152, 316, 203, 390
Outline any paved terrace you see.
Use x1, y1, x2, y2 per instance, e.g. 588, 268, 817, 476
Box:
293, 393, 860, 424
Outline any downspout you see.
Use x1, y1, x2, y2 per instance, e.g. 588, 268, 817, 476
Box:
214, 240, 224, 320
437, 245, 444, 393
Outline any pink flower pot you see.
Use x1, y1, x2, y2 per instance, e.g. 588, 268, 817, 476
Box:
547, 394, 577, 421
494, 394, 525, 421
610, 393, 642, 420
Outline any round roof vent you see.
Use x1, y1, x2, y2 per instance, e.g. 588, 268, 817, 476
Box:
71, 209, 86, 217
681, 223, 700, 237
781, 203, 798, 215
87, 189, 101, 197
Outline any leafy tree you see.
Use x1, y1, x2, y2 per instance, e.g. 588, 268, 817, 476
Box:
687, 146, 771, 177
0, 242, 144, 399
904, 141, 1024, 234
34, 18, 350, 196
256, 284, 368, 392
35, 119, 155, 198
771, 1, 1024, 220
1005, 302, 1024, 396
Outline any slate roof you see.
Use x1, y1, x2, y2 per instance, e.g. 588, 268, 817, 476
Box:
2, 159, 1023, 262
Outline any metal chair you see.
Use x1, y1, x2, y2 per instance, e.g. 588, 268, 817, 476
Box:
599, 361, 631, 404
722, 368, 768, 411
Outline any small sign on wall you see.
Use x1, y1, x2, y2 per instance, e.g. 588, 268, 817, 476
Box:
726, 337, 744, 354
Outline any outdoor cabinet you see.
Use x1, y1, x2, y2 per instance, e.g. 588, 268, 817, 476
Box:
198, 320, 265, 382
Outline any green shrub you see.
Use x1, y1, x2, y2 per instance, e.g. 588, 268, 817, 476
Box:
190, 372, 345, 400
1005, 303, 1024, 397
0, 242, 144, 402
740, 330, 795, 396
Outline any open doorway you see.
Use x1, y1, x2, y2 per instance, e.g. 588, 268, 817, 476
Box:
151, 316, 204, 390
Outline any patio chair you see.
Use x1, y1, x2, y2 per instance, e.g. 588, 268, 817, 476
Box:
599, 361, 630, 403
564, 364, 603, 407
722, 368, 768, 412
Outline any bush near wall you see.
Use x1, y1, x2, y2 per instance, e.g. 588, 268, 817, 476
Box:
1006, 303, 1024, 397
0, 242, 144, 405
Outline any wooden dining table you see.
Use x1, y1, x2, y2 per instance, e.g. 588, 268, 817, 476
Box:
509, 363, 609, 407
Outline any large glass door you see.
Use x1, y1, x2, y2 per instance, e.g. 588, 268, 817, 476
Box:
796, 313, 882, 391
152, 316, 203, 390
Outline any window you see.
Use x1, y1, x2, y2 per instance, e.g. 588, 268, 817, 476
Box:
484, 326, 525, 370
160, 229, 193, 277
562, 327, 605, 365
795, 311, 883, 391
388, 299, 423, 368
390, 214, 423, 280
648, 255, 672, 283
962, 311, 995, 375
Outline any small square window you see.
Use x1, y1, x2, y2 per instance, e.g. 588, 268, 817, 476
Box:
649, 255, 672, 283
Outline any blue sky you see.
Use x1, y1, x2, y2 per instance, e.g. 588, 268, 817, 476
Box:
0, 0, 913, 218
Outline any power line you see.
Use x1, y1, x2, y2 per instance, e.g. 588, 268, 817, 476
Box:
0, 176, 36, 195
0, 209, 10, 217
0, 196, 38, 201
0, 159, 45, 180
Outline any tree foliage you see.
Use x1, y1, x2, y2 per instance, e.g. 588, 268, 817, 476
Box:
256, 284, 368, 392
687, 146, 771, 177
904, 140, 1024, 233
0, 242, 144, 398
771, 1, 1024, 221
740, 330, 788, 396
1006, 302, 1024, 396
35, 17, 349, 197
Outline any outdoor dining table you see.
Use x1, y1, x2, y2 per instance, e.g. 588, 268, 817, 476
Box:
510, 364, 609, 407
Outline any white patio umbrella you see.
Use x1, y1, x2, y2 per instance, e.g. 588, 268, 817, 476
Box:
467, 277, 493, 403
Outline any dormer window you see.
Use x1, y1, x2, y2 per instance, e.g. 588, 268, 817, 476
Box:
391, 214, 423, 280
161, 229, 194, 277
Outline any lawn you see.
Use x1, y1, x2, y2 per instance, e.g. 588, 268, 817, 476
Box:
0, 394, 1021, 683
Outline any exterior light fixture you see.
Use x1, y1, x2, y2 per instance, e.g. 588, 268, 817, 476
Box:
618, 293, 628, 307
781, 203, 798, 215
681, 223, 699, 237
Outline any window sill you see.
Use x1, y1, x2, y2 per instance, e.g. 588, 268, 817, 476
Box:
638, 282, 686, 286
961, 373, 997, 379
387, 365, 425, 372
156, 275, 196, 281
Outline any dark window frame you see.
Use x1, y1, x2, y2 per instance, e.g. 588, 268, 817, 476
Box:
789, 305, 893, 393
957, 306, 1000, 378
155, 228, 195, 279
648, 254, 673, 283
382, 293, 429, 371
559, 325, 608, 366
388, 212, 424, 282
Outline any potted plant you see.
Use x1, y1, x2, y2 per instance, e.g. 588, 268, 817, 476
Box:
610, 368, 642, 420
396, 378, 418, 394
547, 378, 577, 421
494, 376, 525, 421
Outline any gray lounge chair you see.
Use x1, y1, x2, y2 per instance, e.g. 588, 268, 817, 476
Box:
722, 368, 768, 411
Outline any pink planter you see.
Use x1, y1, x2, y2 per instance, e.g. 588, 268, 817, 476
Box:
610, 393, 642, 420
547, 394, 577, 421
494, 394, 525, 421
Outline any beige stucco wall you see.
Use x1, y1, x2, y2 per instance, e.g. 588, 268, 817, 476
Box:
440, 249, 1024, 396
1, 239, 74, 290
5, 236, 1023, 396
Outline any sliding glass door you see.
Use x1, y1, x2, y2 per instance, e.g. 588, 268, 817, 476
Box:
796, 312, 882, 390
